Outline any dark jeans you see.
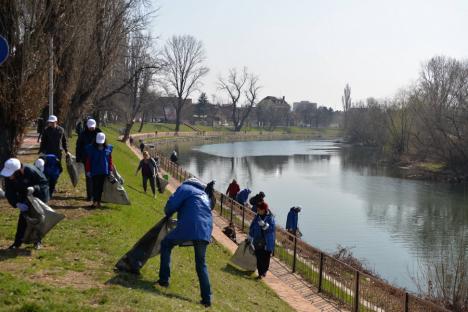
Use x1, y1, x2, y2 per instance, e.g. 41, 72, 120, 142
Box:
47, 176, 59, 197
159, 239, 211, 304
13, 212, 28, 247
92, 174, 106, 202
142, 175, 156, 195
255, 249, 272, 277
85, 175, 94, 201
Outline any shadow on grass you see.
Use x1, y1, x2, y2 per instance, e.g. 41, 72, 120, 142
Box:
126, 184, 148, 196
0, 248, 32, 261
222, 264, 255, 280
106, 273, 195, 304
52, 195, 86, 201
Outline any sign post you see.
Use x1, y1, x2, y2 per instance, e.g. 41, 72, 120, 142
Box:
0, 35, 9, 65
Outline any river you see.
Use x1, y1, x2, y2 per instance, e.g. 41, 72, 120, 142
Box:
159, 139, 468, 291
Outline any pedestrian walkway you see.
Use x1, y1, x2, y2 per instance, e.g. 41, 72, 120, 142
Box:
126, 141, 345, 312
18, 131, 40, 155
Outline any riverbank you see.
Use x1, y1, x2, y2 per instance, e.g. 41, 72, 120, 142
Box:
0, 127, 294, 311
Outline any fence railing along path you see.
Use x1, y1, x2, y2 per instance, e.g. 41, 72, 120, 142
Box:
151, 150, 449, 312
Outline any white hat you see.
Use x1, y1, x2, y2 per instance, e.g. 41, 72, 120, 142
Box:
96, 132, 106, 144
47, 115, 58, 123
34, 158, 45, 172
1, 158, 21, 177
86, 119, 96, 129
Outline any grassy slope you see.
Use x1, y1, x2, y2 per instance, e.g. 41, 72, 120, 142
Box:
0, 128, 293, 312
130, 122, 342, 138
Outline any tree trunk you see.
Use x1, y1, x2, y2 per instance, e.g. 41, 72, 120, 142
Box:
138, 112, 146, 132
122, 121, 134, 142
0, 125, 21, 165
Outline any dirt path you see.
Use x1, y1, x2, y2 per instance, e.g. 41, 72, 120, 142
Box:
127, 141, 345, 312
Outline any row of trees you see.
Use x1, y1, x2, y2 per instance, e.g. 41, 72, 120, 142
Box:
342, 56, 468, 176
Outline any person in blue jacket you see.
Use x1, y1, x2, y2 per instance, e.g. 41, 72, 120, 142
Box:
235, 188, 251, 206
286, 206, 301, 236
156, 178, 215, 308
248, 201, 276, 279
85, 132, 113, 209
42, 154, 62, 197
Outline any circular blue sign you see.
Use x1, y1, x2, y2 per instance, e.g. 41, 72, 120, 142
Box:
0, 36, 9, 65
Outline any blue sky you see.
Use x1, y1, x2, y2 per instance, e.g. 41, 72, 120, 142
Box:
150, 0, 468, 109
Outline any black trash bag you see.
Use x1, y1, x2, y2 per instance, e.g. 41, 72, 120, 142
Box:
101, 175, 130, 205
230, 240, 257, 272
66, 154, 80, 187
156, 175, 168, 194
23, 195, 65, 244
115, 217, 177, 274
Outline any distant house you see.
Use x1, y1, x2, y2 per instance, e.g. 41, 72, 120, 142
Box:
153, 97, 192, 122
256, 96, 291, 128
293, 101, 317, 112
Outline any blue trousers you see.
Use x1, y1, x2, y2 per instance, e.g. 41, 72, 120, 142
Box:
159, 238, 211, 304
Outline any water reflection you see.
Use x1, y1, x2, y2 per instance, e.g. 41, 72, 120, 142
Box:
159, 140, 468, 289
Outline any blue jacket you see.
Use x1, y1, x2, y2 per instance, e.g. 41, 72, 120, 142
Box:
43, 154, 61, 180
85, 144, 113, 176
249, 212, 276, 252
236, 188, 251, 205
164, 179, 213, 242
286, 208, 299, 232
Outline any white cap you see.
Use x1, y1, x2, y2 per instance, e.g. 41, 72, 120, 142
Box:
96, 132, 106, 144
1, 158, 21, 177
47, 115, 58, 123
34, 158, 45, 172
86, 119, 96, 129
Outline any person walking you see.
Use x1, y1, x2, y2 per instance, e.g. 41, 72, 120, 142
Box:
135, 151, 159, 198
235, 188, 251, 206
286, 206, 302, 236
156, 178, 215, 308
39, 115, 69, 161
76, 118, 102, 201
1, 158, 50, 249
247, 201, 275, 279
139, 140, 145, 154
226, 179, 240, 200
85, 132, 113, 208
42, 154, 62, 197
249, 191, 265, 213
170, 150, 178, 164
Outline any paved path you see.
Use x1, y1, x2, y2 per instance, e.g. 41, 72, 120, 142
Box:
126, 141, 345, 312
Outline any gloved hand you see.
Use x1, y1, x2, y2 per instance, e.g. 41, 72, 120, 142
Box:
16, 202, 29, 212
245, 235, 253, 244
258, 220, 266, 227
66, 152, 71, 158
27, 186, 35, 195
261, 223, 270, 231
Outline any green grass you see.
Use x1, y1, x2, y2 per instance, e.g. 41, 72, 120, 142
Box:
417, 162, 445, 172
0, 127, 293, 312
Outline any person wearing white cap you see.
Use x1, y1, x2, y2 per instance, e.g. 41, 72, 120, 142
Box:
34, 158, 45, 172
85, 132, 114, 208
76, 118, 102, 201
39, 114, 69, 161
1, 158, 49, 249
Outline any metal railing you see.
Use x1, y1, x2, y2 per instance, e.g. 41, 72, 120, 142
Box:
149, 149, 449, 312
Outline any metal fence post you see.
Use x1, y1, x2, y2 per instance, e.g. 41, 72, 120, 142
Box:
405, 292, 409, 312
220, 194, 224, 217
241, 205, 245, 232
318, 252, 324, 292
292, 235, 297, 273
353, 271, 360, 312
230, 199, 233, 223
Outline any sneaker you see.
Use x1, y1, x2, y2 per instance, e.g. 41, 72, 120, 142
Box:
8, 244, 19, 250
155, 280, 169, 288
200, 300, 211, 308
34, 242, 42, 250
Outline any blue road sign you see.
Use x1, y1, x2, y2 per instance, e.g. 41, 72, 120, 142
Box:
0, 36, 9, 65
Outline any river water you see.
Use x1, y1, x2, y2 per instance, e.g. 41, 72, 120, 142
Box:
160, 139, 468, 291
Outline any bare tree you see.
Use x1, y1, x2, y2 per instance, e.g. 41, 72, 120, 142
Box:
218, 67, 261, 131
161, 35, 209, 132
342, 83, 352, 129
